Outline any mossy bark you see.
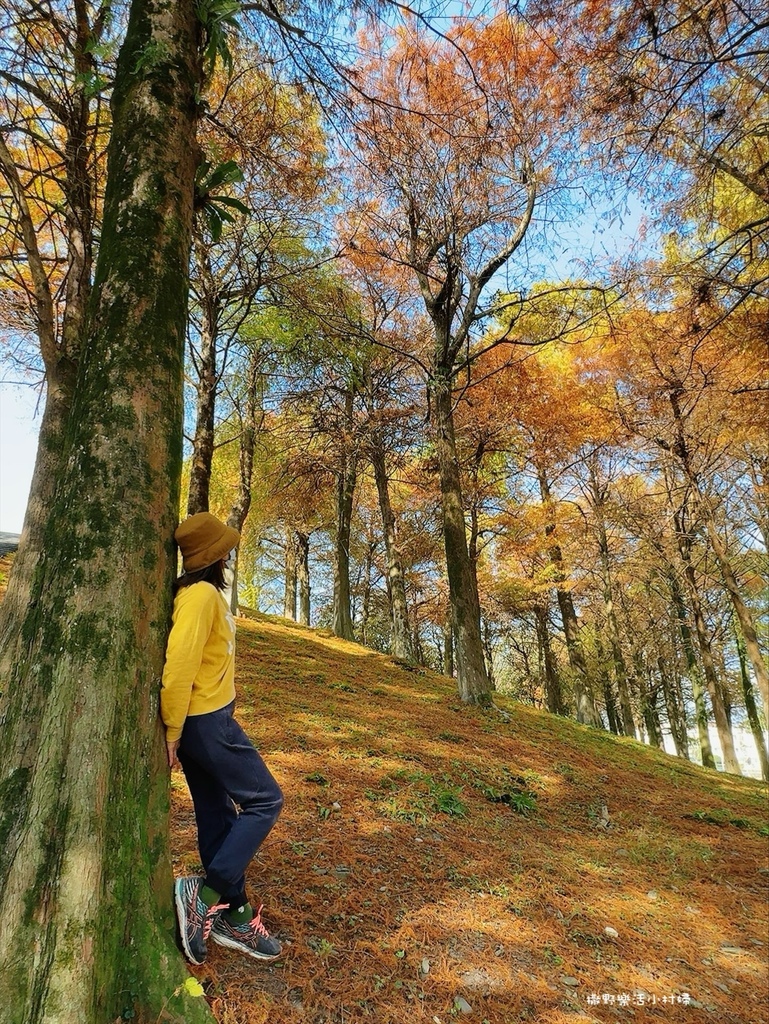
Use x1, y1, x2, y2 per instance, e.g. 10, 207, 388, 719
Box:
0, 2, 213, 1021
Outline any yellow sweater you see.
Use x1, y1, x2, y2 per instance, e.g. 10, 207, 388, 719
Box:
161, 582, 236, 742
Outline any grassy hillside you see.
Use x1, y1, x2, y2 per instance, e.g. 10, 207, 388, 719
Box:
170, 613, 769, 1024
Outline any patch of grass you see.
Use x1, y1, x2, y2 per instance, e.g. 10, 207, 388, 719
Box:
685, 808, 768, 835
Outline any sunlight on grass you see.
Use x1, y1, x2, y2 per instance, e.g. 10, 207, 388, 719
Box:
168, 614, 769, 1024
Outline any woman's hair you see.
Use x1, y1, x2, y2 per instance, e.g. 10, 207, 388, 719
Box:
173, 558, 227, 594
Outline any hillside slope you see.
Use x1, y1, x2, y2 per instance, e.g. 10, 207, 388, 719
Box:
170, 613, 769, 1024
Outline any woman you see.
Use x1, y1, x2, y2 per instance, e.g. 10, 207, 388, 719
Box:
161, 511, 284, 965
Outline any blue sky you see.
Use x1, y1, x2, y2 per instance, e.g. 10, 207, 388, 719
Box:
0, 384, 38, 533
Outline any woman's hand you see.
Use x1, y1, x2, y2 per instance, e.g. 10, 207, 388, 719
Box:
167, 739, 181, 769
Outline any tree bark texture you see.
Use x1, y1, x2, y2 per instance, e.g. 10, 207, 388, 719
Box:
431, 377, 490, 703
0, 3, 211, 1021
370, 442, 413, 661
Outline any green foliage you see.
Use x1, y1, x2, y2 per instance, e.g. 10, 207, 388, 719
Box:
132, 40, 171, 76
196, 0, 240, 75
305, 771, 329, 786
194, 159, 250, 241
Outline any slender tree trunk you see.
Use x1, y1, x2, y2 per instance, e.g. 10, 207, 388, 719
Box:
595, 635, 620, 734
735, 623, 769, 781
226, 346, 263, 616
534, 603, 565, 714
0, 4, 212, 1021
187, 307, 217, 515
536, 464, 602, 726
332, 446, 357, 641
431, 375, 490, 704
284, 527, 297, 620
296, 530, 310, 626
360, 536, 376, 646
667, 564, 714, 766
676, 524, 741, 774
596, 519, 636, 737
659, 653, 689, 759
370, 442, 413, 661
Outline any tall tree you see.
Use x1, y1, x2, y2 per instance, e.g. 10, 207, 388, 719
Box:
346, 16, 572, 701
0, 1, 213, 1019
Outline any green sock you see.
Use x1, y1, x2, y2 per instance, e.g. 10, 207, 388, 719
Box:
199, 884, 222, 908
225, 902, 254, 925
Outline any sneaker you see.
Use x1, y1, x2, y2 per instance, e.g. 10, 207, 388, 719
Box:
174, 876, 228, 965
211, 904, 283, 961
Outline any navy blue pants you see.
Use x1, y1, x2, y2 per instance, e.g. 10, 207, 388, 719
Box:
179, 701, 283, 907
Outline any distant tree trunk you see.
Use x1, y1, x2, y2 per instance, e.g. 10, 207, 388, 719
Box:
534, 602, 565, 714
735, 623, 769, 781
0, 2, 212, 1022
431, 374, 490, 704
659, 653, 689, 759
226, 348, 263, 616
596, 523, 636, 737
536, 464, 602, 726
359, 534, 376, 646
676, 520, 741, 774
332, 436, 357, 641
284, 527, 297, 620
296, 530, 311, 626
636, 657, 664, 750
595, 634, 620, 734
187, 305, 217, 515
370, 442, 413, 661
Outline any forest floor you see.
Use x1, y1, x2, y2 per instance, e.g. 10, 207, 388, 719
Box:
0, 556, 765, 1024
170, 609, 768, 1024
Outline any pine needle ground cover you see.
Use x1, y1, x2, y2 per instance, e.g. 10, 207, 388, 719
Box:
170, 614, 769, 1024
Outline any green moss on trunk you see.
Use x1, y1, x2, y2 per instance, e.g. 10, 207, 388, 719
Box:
0, 2, 214, 1021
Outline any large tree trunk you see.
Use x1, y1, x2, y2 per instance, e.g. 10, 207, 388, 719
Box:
0, 3, 212, 1021
370, 442, 413, 661
431, 376, 490, 704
